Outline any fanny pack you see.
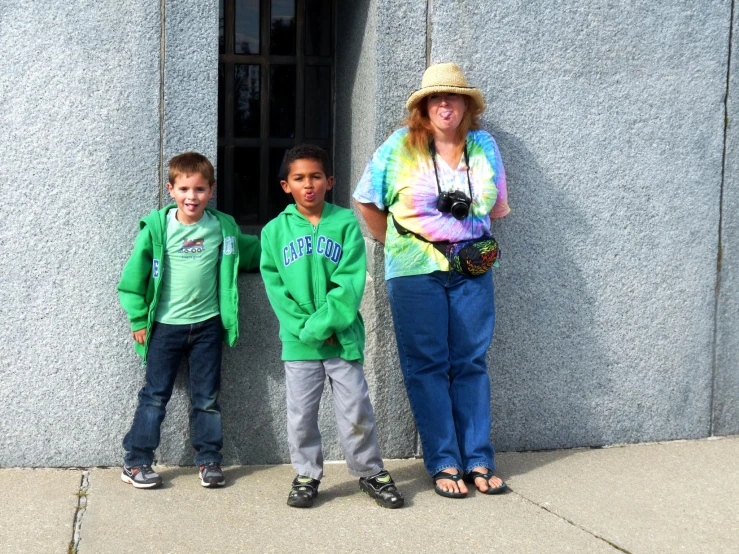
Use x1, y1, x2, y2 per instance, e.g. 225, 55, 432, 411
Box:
392, 216, 499, 277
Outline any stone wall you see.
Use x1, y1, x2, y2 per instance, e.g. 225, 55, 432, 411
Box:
0, 0, 735, 467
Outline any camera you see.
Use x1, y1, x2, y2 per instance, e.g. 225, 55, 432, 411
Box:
437, 190, 472, 220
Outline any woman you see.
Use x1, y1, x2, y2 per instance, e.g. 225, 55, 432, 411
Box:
353, 63, 510, 498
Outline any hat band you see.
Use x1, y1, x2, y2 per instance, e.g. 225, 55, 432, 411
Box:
415, 85, 476, 92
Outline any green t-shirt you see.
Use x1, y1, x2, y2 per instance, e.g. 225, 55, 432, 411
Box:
154, 209, 223, 324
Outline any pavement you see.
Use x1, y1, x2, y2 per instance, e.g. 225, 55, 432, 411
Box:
1, 437, 737, 554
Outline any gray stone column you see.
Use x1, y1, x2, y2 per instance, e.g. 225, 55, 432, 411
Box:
335, 0, 428, 459
157, 0, 222, 466
0, 2, 161, 466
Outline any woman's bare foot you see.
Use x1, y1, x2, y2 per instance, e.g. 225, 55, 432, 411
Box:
435, 468, 468, 495
470, 466, 504, 492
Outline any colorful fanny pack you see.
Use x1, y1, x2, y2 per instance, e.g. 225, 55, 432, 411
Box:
392, 216, 499, 277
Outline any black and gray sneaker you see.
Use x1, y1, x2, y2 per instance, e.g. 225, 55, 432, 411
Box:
287, 475, 320, 508
199, 463, 225, 487
359, 469, 404, 509
120, 464, 162, 489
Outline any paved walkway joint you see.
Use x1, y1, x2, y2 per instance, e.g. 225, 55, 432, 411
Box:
512, 487, 632, 553
68, 470, 89, 554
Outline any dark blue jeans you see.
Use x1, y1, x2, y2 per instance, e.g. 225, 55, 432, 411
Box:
123, 316, 224, 467
387, 270, 497, 477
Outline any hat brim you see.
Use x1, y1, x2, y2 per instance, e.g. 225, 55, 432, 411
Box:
406, 85, 486, 114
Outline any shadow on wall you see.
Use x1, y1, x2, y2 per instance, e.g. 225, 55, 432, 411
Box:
334, 0, 372, 209
220, 273, 286, 465
488, 128, 621, 462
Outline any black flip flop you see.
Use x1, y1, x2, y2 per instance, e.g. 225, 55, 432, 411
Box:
433, 471, 467, 499
464, 470, 507, 495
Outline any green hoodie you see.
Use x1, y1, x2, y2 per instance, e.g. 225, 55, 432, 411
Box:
117, 204, 261, 362
260, 202, 366, 363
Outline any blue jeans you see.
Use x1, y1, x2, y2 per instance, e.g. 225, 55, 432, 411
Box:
123, 316, 224, 467
387, 271, 497, 477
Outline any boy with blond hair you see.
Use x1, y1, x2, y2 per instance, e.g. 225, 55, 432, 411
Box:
118, 152, 260, 488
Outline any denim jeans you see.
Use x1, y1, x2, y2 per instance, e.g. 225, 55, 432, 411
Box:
123, 316, 224, 467
387, 270, 497, 477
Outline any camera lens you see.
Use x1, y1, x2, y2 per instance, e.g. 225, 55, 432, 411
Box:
450, 201, 469, 220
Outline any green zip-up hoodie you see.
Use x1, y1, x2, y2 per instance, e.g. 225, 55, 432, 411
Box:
260, 202, 366, 363
117, 204, 261, 362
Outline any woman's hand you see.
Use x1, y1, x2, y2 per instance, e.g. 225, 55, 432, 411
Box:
354, 201, 387, 244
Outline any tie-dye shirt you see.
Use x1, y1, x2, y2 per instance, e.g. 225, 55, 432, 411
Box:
353, 127, 509, 280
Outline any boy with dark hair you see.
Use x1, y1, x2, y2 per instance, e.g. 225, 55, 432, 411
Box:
118, 152, 260, 489
260, 144, 404, 509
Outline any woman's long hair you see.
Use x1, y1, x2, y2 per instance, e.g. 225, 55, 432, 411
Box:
404, 95, 481, 156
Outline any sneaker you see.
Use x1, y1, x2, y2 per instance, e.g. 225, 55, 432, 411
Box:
359, 469, 404, 509
287, 475, 320, 508
120, 464, 162, 489
199, 462, 225, 487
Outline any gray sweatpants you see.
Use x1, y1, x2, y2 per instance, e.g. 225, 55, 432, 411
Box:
284, 358, 384, 481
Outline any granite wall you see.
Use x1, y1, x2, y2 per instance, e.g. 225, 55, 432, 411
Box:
0, 0, 735, 467
714, 1, 739, 436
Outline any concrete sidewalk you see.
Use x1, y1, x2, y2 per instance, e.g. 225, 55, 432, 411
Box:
2, 437, 737, 554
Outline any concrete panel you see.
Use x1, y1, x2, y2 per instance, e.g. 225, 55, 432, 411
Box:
79, 461, 612, 554
0, 469, 82, 552
155, 0, 222, 464
503, 438, 739, 554
714, 5, 739, 435
0, 2, 161, 466
334, 0, 377, 209
162, 0, 219, 183
431, 1, 729, 449
336, 0, 427, 458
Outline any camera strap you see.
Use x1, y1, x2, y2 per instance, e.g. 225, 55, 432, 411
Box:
391, 215, 449, 253
429, 140, 473, 199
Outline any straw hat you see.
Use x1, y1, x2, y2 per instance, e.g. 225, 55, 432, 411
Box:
406, 63, 485, 114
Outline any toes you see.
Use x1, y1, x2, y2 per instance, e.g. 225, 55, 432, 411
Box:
488, 476, 503, 489
475, 476, 489, 492
443, 481, 458, 493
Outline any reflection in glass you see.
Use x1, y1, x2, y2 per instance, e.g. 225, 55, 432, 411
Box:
219, 0, 225, 54
218, 65, 225, 137
270, 65, 296, 138
304, 66, 330, 139
233, 148, 261, 222
234, 65, 261, 137
217, 145, 224, 210
270, 0, 296, 55
235, 0, 260, 54
305, 0, 331, 56
269, 148, 293, 219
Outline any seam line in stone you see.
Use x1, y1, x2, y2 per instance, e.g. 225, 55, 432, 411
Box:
711, 0, 734, 437
510, 488, 632, 553
425, 0, 432, 67
159, 0, 166, 209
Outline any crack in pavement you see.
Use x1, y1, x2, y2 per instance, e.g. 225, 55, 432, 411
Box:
68, 470, 89, 554
508, 487, 632, 554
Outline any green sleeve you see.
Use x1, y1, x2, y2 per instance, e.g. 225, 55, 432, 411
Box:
259, 230, 312, 340
238, 231, 261, 272
117, 227, 153, 332
299, 219, 366, 344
